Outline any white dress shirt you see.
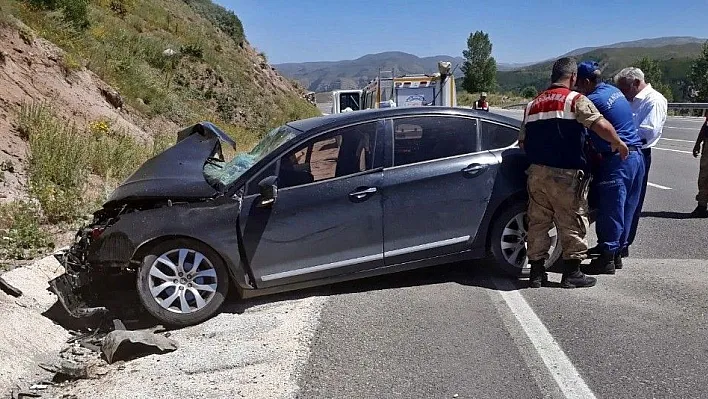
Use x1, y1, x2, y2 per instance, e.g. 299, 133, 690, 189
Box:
630, 83, 668, 149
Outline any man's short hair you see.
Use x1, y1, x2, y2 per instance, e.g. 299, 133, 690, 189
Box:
614, 67, 645, 84
551, 57, 577, 83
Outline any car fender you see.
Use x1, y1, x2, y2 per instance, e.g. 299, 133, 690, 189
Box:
88, 199, 254, 291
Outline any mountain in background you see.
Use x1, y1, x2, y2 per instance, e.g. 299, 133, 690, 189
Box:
498, 37, 707, 101
275, 52, 531, 92
559, 36, 707, 58
276, 37, 706, 98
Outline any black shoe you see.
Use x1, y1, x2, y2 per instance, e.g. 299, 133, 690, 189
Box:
586, 245, 602, 259
582, 251, 616, 275
561, 259, 597, 288
620, 247, 629, 258
690, 205, 708, 218
528, 260, 548, 288
614, 252, 623, 270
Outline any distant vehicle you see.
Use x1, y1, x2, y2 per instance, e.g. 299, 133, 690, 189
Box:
362, 61, 457, 109
51, 107, 561, 327
330, 90, 363, 114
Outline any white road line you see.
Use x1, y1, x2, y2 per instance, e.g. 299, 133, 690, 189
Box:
663, 126, 700, 131
652, 147, 694, 155
492, 277, 597, 399
648, 182, 672, 190
659, 137, 695, 143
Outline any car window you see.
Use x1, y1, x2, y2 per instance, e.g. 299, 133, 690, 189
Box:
392, 116, 477, 166
278, 122, 377, 189
480, 121, 518, 150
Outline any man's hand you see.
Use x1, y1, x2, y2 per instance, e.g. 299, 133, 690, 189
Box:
694, 141, 702, 158
612, 140, 629, 160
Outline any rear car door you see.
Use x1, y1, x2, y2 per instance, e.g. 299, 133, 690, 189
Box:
238, 121, 385, 288
382, 115, 500, 265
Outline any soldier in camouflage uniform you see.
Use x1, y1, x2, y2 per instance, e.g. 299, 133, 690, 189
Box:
518, 57, 629, 289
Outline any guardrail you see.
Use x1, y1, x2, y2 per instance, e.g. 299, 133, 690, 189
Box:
501, 102, 708, 110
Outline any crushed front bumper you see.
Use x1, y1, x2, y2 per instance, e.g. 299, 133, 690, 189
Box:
48, 249, 109, 319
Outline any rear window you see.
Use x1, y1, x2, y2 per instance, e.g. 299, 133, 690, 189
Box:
480, 121, 518, 150
392, 116, 478, 166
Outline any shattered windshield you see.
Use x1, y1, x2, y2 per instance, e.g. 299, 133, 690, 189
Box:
204, 125, 298, 190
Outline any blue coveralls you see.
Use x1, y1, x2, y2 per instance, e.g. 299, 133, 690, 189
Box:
586, 83, 646, 254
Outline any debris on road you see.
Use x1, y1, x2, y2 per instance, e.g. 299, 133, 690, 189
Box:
0, 276, 22, 297
101, 330, 178, 364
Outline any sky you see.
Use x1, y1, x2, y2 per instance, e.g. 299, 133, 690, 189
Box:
221, 0, 708, 65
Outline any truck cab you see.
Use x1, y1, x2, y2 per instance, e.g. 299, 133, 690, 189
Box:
330, 90, 363, 114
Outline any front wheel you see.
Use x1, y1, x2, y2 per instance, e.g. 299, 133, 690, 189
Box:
136, 239, 229, 327
489, 202, 562, 277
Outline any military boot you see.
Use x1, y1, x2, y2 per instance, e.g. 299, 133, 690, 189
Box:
614, 252, 623, 270
528, 260, 548, 288
561, 259, 597, 288
586, 245, 602, 259
690, 204, 708, 218
582, 251, 616, 275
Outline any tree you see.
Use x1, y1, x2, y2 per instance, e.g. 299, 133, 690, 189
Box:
635, 56, 673, 101
521, 86, 537, 98
689, 41, 708, 102
461, 31, 497, 93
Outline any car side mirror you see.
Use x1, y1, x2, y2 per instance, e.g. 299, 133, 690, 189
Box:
258, 176, 278, 208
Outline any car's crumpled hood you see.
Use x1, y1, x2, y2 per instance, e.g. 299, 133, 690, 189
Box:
105, 122, 236, 205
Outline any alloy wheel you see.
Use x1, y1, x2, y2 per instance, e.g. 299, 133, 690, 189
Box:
500, 212, 558, 269
147, 248, 218, 314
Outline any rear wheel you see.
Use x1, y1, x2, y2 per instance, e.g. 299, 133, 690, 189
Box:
489, 202, 562, 277
136, 239, 229, 327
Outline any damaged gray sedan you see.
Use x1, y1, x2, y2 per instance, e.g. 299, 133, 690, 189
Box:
51, 107, 560, 326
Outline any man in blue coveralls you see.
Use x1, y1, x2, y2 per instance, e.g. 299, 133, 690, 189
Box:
574, 61, 645, 274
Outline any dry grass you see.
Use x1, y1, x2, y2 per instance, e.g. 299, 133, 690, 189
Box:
458, 91, 530, 108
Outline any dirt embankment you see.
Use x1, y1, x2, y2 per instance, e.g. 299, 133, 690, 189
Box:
0, 21, 176, 203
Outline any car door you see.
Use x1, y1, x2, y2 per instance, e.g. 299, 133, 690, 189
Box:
382, 114, 500, 265
238, 120, 385, 288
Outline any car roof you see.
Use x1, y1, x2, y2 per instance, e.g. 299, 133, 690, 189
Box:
287, 107, 521, 134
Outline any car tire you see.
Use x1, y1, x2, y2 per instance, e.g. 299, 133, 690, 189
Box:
136, 239, 229, 327
489, 201, 562, 277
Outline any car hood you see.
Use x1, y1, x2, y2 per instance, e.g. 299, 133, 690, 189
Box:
105, 122, 236, 205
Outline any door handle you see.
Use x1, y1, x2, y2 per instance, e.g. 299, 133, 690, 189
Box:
349, 187, 377, 200
462, 163, 488, 176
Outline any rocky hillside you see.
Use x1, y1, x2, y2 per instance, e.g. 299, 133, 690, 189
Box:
0, 0, 319, 265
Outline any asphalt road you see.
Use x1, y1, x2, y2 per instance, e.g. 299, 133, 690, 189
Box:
297, 110, 708, 399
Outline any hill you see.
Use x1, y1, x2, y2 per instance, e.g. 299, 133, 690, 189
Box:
559, 36, 706, 58
0, 0, 319, 266
275, 52, 464, 92
497, 42, 705, 101
275, 51, 531, 92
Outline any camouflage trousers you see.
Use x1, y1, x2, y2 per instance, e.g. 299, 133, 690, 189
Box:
526, 164, 590, 261
698, 143, 708, 206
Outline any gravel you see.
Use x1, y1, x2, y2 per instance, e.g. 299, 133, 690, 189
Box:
0, 255, 70, 394
52, 294, 328, 398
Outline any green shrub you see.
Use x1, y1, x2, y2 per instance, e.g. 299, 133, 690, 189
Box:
89, 127, 145, 181
0, 201, 54, 261
182, 0, 244, 45
25, 0, 89, 29
20, 103, 90, 223
151, 131, 175, 157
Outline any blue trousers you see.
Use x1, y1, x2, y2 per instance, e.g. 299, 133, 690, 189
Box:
626, 148, 651, 247
592, 150, 645, 253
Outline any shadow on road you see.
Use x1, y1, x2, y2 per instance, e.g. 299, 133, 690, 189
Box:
641, 211, 698, 220
219, 260, 567, 317
43, 261, 563, 332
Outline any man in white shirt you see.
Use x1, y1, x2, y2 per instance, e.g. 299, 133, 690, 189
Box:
614, 67, 668, 258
